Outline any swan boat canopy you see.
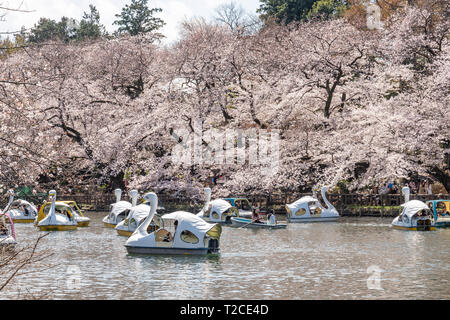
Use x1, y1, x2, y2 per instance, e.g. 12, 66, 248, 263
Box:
197, 188, 239, 224
392, 187, 435, 231
125, 193, 222, 255
285, 187, 339, 223
8, 199, 38, 223
37, 201, 90, 227
115, 191, 153, 237
103, 189, 133, 228
37, 190, 78, 231
426, 200, 450, 228
0, 212, 17, 248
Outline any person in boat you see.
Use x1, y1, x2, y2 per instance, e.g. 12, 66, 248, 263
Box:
163, 220, 177, 242
163, 232, 172, 242
268, 209, 277, 225
251, 208, 262, 224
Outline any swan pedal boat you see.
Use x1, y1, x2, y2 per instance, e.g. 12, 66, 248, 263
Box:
197, 189, 240, 225
8, 199, 38, 223
125, 193, 222, 256
103, 189, 132, 228
37, 201, 90, 227
285, 187, 339, 223
0, 212, 17, 249
426, 200, 450, 228
230, 217, 287, 229
1, 191, 17, 249
115, 190, 153, 237
36, 190, 78, 231
392, 200, 435, 231
115, 190, 166, 236
392, 187, 435, 231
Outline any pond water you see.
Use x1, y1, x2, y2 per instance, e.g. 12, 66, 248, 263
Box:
1, 213, 449, 300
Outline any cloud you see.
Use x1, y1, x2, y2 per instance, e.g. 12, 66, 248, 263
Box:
1, 0, 260, 43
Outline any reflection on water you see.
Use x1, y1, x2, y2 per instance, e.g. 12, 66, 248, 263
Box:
1, 214, 449, 299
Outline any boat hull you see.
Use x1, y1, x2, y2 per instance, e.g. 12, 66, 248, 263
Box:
38, 225, 78, 231
230, 217, 287, 229
117, 229, 133, 237
287, 216, 339, 223
12, 218, 35, 223
103, 222, 117, 228
202, 219, 232, 225
392, 225, 436, 231
435, 218, 450, 228
125, 245, 214, 255
77, 221, 90, 227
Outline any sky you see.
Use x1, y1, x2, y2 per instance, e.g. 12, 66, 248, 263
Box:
1, 0, 261, 44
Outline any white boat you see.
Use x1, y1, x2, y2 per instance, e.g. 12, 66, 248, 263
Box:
37, 190, 78, 231
285, 187, 339, 223
0, 213, 17, 249
103, 189, 133, 228
125, 193, 222, 255
392, 187, 435, 231
115, 190, 152, 237
6, 190, 38, 223
197, 188, 239, 224
38, 201, 90, 227
0, 193, 17, 248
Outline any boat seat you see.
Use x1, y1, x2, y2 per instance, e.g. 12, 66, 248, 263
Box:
155, 228, 174, 247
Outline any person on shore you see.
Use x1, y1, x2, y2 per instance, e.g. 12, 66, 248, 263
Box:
409, 181, 416, 194
418, 181, 425, 194
426, 181, 433, 195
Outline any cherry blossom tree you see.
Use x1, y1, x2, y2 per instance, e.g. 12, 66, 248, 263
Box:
0, 2, 448, 197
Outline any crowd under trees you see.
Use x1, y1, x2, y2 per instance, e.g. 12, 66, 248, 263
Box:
0, 0, 449, 198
